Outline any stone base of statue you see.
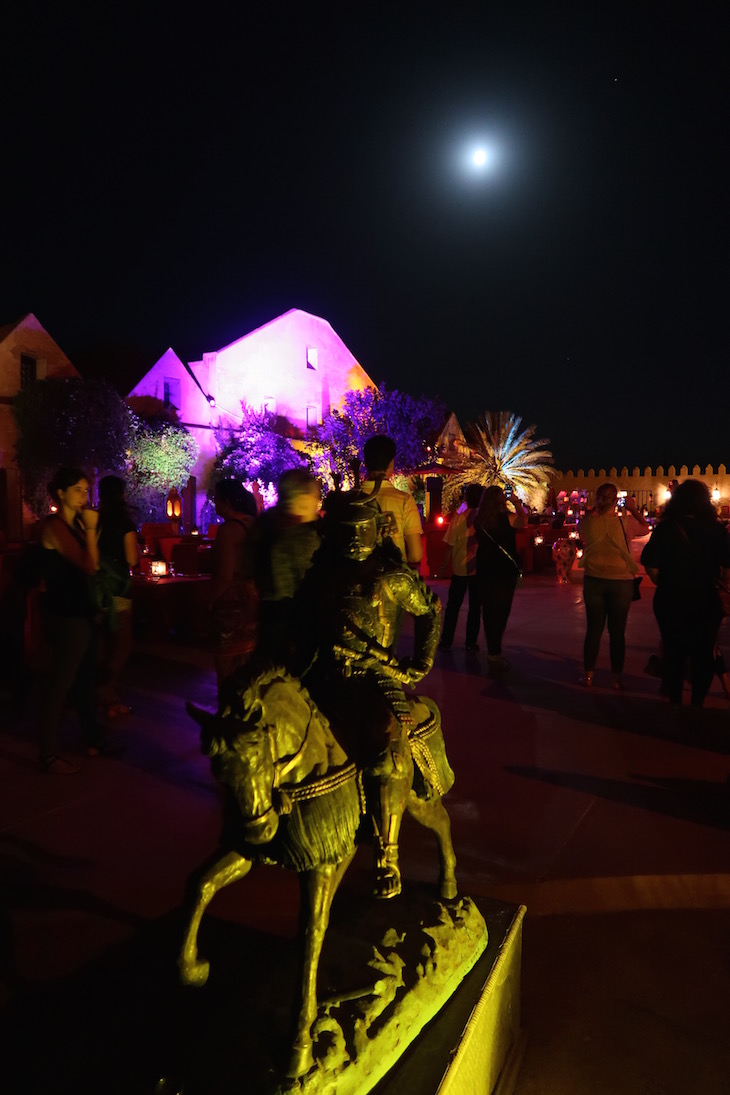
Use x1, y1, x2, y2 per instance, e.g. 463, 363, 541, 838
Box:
274, 891, 525, 1095
159, 888, 524, 1095
277, 895, 486, 1095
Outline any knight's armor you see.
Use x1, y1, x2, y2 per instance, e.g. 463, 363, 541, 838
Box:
295, 485, 446, 897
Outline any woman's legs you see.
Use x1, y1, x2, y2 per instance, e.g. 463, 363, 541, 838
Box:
605, 580, 634, 675
98, 603, 133, 709
687, 607, 723, 707
480, 580, 516, 656
582, 576, 607, 672
38, 615, 95, 762
440, 576, 467, 647
653, 595, 686, 704
465, 575, 481, 648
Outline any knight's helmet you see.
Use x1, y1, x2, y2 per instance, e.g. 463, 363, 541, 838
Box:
322, 475, 394, 556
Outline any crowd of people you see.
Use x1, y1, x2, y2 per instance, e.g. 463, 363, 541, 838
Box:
13, 438, 730, 776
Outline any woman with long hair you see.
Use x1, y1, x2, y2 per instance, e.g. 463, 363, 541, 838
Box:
578, 482, 647, 688
475, 485, 527, 674
96, 475, 139, 718
37, 468, 107, 772
641, 479, 730, 708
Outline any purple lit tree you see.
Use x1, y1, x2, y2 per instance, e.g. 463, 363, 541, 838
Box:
314, 385, 445, 485
212, 406, 308, 500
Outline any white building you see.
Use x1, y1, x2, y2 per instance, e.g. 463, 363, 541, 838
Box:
128, 308, 376, 522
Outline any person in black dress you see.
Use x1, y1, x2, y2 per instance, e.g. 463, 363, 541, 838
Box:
475, 485, 527, 675
641, 479, 730, 708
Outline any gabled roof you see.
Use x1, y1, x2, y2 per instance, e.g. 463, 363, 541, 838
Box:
0, 313, 33, 345
216, 308, 336, 354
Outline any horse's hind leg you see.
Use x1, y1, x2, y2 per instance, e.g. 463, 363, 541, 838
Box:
288, 851, 355, 1079
406, 794, 458, 900
178, 850, 252, 986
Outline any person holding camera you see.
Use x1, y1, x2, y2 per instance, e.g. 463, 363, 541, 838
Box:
578, 482, 648, 689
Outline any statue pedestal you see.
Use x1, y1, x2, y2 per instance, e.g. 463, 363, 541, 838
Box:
280, 892, 525, 1095
376, 897, 526, 1095
160, 890, 525, 1095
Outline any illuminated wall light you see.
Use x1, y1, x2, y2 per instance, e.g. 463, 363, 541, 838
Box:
712, 487, 720, 503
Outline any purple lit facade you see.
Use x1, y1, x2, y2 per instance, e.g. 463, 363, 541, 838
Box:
128, 309, 375, 525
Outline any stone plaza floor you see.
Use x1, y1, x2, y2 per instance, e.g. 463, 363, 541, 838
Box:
1, 557, 729, 1093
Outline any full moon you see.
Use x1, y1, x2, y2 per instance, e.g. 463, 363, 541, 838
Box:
472, 148, 488, 167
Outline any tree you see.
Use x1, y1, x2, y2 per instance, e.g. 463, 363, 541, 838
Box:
442, 411, 556, 512
126, 411, 199, 521
314, 384, 446, 485
12, 377, 131, 517
212, 406, 308, 499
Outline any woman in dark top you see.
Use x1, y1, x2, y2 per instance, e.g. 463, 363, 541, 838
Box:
475, 485, 527, 674
641, 479, 730, 708
38, 468, 103, 772
97, 476, 139, 718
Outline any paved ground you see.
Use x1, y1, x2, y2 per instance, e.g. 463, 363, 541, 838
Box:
2, 548, 730, 1094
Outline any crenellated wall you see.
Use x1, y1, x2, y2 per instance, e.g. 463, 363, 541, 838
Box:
553, 465, 730, 511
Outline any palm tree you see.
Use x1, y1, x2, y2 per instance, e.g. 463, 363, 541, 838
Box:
442, 411, 556, 512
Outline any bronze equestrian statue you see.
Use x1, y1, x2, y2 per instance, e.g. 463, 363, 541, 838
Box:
178, 485, 457, 1080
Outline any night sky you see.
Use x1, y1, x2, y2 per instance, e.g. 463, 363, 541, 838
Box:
4, 2, 728, 471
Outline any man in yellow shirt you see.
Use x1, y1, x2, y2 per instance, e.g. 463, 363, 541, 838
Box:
360, 435, 423, 568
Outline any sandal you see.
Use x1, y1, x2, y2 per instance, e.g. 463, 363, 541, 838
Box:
40, 755, 80, 775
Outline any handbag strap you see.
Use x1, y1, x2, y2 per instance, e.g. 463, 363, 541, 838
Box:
618, 516, 639, 573
481, 529, 522, 575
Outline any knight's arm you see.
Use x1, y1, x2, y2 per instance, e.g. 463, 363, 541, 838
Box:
387, 568, 441, 681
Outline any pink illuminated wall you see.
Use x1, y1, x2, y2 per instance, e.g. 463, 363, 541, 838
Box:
128, 309, 375, 521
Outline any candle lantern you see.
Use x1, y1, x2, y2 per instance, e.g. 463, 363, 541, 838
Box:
166, 487, 182, 530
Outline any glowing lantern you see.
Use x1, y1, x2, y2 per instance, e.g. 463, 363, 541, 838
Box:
166, 487, 182, 528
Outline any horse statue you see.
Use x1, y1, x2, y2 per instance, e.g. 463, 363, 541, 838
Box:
178, 665, 457, 1080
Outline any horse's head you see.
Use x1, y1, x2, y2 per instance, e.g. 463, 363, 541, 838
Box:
188, 694, 281, 845
189, 667, 332, 845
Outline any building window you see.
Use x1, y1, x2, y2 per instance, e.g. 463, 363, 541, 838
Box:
163, 377, 181, 408
306, 405, 319, 429
306, 346, 318, 371
20, 354, 37, 389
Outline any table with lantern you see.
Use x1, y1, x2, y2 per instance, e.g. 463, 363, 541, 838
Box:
131, 570, 212, 642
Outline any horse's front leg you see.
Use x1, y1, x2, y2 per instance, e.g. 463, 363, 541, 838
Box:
178, 849, 252, 986
406, 794, 458, 900
287, 851, 356, 1078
